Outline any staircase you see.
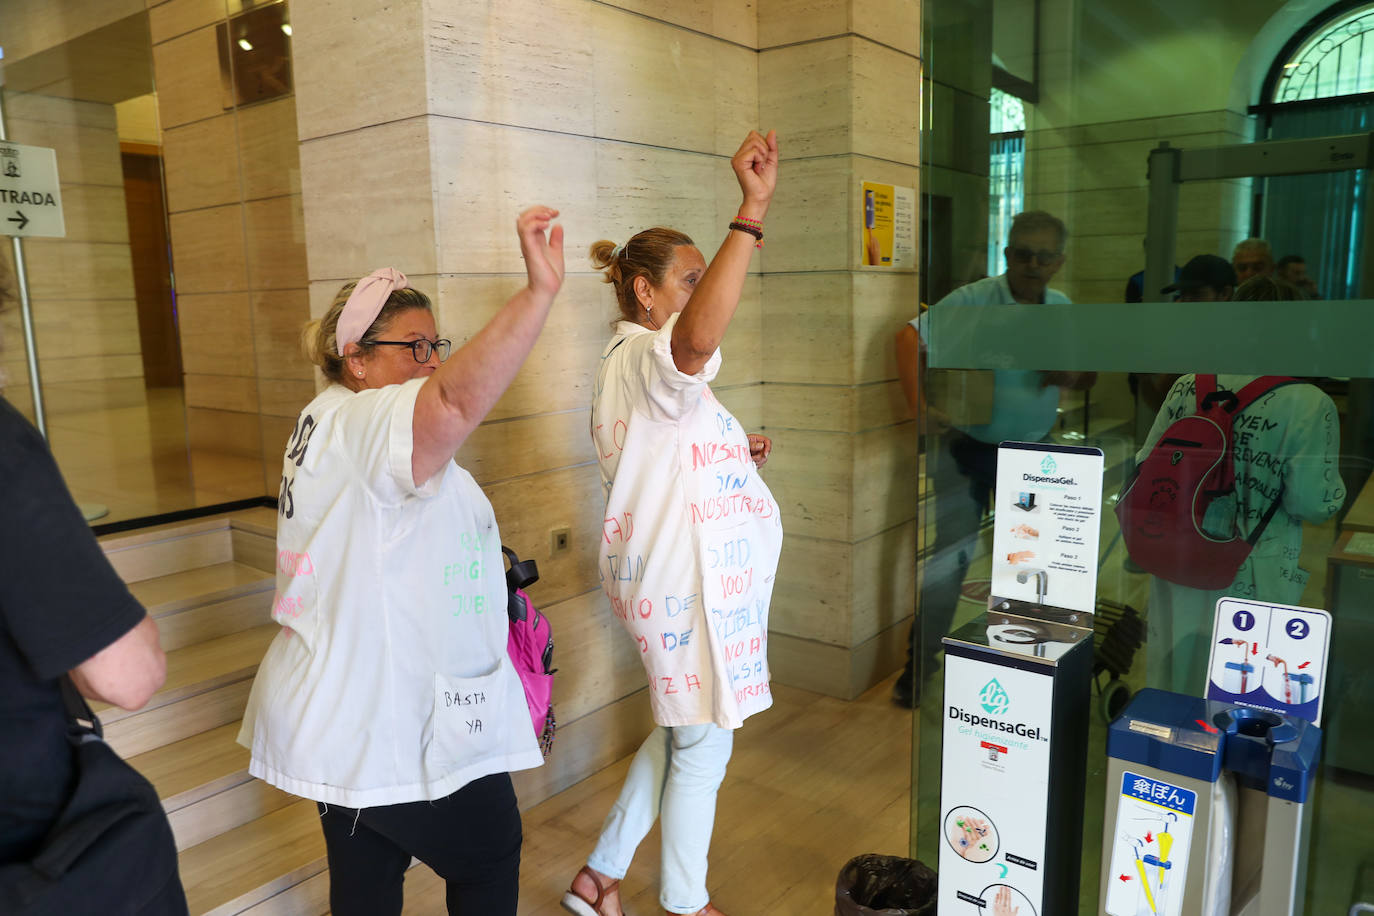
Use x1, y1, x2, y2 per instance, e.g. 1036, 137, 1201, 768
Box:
97, 509, 447, 914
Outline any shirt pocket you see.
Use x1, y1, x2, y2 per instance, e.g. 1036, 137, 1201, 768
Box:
426, 657, 516, 769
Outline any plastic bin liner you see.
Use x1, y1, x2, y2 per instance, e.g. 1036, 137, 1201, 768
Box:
834, 854, 937, 916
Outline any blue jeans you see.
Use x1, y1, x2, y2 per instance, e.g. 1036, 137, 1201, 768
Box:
588, 723, 734, 914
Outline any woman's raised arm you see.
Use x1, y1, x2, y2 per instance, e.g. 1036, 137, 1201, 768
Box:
411, 206, 565, 485
670, 130, 778, 375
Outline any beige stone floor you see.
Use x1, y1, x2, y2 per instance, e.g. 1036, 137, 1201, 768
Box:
19, 385, 264, 523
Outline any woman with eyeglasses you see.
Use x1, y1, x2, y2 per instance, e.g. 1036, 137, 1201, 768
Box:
238, 207, 564, 916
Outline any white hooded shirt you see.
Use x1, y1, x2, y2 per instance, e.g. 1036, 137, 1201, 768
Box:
238, 378, 543, 808
592, 315, 783, 729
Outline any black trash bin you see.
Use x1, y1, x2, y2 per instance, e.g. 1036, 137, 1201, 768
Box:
834, 854, 937, 916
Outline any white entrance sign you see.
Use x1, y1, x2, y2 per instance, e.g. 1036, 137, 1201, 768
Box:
0, 142, 66, 239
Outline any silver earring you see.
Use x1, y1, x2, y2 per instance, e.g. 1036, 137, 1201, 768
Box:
356, 371, 363, 377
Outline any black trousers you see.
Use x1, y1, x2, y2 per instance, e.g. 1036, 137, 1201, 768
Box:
317, 772, 522, 916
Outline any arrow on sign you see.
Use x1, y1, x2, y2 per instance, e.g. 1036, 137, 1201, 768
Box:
1118, 874, 1132, 882
1196, 718, 1219, 734
1145, 832, 1154, 843
1298, 661, 1311, 669
7, 211, 28, 231
997, 864, 1008, 878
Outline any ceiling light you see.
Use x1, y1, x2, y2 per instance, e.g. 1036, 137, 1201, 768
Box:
238, 38, 253, 51
281, 24, 292, 36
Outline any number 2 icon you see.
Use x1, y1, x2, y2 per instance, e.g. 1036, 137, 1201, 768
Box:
1286, 618, 1309, 640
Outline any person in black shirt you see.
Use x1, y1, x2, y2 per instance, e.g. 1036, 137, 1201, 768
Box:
0, 274, 184, 910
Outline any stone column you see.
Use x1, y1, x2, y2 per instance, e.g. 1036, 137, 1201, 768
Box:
758, 0, 921, 698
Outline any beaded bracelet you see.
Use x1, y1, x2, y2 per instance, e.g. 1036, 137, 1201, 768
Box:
728, 219, 764, 248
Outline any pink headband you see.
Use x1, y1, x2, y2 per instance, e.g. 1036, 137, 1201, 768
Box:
335, 267, 409, 354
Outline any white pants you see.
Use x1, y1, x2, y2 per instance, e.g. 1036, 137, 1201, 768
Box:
587, 723, 734, 914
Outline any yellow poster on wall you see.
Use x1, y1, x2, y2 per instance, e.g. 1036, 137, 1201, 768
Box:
861, 180, 916, 268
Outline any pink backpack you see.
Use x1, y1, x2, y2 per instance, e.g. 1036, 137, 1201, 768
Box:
1116, 374, 1292, 589
503, 547, 555, 756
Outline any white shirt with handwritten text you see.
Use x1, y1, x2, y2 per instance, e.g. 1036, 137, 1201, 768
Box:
592, 316, 783, 729
238, 378, 543, 808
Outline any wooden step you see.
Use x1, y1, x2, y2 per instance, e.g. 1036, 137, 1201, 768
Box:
130, 723, 295, 852
101, 517, 236, 584
132, 561, 276, 651
179, 799, 328, 916
100, 624, 279, 758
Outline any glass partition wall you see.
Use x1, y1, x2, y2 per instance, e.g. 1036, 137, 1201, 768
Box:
916, 1, 1374, 912
0, 1, 303, 525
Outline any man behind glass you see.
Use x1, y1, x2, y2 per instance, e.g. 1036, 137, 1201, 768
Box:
893, 211, 1092, 706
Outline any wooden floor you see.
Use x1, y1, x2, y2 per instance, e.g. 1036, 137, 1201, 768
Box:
393, 675, 913, 916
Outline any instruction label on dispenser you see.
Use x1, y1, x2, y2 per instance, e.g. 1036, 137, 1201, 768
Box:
1206, 598, 1330, 724
939, 651, 1054, 915
990, 443, 1104, 615
1104, 771, 1196, 916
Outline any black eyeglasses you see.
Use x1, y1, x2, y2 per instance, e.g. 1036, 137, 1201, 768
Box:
371, 338, 452, 363
1006, 247, 1063, 266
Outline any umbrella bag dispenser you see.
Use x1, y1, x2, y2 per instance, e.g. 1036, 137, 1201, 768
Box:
1099, 689, 1321, 916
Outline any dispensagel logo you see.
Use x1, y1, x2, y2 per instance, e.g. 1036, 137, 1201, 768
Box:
979, 678, 1010, 715
1040, 455, 1057, 474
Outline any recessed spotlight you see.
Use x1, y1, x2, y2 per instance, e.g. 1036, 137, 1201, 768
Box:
238, 38, 253, 51
281, 24, 292, 36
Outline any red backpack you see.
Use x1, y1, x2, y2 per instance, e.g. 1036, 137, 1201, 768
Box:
1116, 374, 1293, 589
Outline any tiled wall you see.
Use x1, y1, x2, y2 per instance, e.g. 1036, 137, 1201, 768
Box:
149, 0, 313, 499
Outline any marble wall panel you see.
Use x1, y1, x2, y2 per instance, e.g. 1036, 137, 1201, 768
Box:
433, 275, 607, 421
168, 204, 248, 294
177, 291, 255, 376
299, 118, 436, 281
852, 0, 921, 57
152, 25, 227, 129
256, 378, 315, 419
237, 97, 302, 201
759, 39, 850, 160
184, 372, 259, 412
856, 380, 907, 430
57, 185, 133, 245
251, 289, 313, 382
757, 0, 846, 49
710, 276, 764, 390
162, 114, 240, 212
149, 0, 245, 44
20, 240, 136, 301
0, 0, 142, 63
427, 118, 596, 277
764, 384, 855, 433
243, 195, 307, 290
764, 427, 854, 541
588, 4, 757, 156
761, 272, 853, 386
851, 519, 916, 644
761, 157, 852, 274
851, 423, 917, 541
770, 534, 853, 645
852, 38, 920, 166
290, 0, 427, 141
5, 115, 124, 187
599, 0, 757, 48
482, 462, 605, 608
186, 405, 262, 458
851, 271, 916, 385
29, 298, 142, 358
456, 411, 597, 485
426, 0, 594, 136
592, 142, 720, 269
